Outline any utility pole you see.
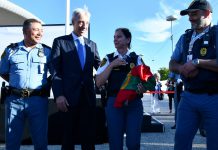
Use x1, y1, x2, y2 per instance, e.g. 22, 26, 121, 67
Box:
166, 15, 177, 54
65, 0, 70, 35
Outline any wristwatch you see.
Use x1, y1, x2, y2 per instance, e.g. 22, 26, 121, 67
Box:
192, 58, 199, 66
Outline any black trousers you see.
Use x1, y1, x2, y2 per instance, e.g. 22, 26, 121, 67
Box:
61, 95, 96, 150
168, 94, 174, 110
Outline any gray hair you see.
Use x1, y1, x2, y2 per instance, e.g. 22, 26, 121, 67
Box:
72, 7, 91, 23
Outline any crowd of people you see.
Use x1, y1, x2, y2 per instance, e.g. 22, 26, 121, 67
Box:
0, 0, 217, 150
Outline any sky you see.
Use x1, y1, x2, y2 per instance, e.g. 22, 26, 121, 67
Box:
8, 0, 218, 73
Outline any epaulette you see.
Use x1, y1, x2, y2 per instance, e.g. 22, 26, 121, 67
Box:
129, 52, 139, 65
185, 29, 192, 34
1, 43, 18, 59
129, 52, 137, 59
184, 29, 193, 44
41, 43, 51, 49
7, 43, 18, 49
209, 25, 217, 37
107, 52, 115, 63
7, 43, 19, 54
211, 25, 217, 31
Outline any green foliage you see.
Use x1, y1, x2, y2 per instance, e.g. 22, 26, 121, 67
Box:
158, 67, 170, 81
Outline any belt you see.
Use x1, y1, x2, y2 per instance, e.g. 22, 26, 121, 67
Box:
185, 88, 218, 94
10, 88, 45, 98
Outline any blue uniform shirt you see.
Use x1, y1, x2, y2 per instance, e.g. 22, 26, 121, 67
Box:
0, 41, 51, 89
171, 35, 185, 63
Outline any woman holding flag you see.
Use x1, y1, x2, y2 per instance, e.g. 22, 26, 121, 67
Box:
96, 28, 155, 150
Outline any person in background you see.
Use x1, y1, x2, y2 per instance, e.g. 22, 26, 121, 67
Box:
151, 72, 161, 114
171, 74, 183, 129
166, 77, 175, 113
0, 18, 52, 150
169, 0, 218, 149
96, 28, 146, 150
51, 7, 100, 150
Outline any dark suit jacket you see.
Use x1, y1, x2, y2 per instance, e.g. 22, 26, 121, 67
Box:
51, 34, 100, 107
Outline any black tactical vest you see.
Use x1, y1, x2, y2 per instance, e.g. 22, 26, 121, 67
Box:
181, 25, 218, 91
106, 52, 138, 96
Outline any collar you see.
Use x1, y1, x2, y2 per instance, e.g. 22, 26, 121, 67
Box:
19, 41, 42, 50
193, 26, 210, 37
72, 32, 85, 44
113, 50, 131, 59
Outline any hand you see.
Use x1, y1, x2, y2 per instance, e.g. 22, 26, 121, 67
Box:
188, 69, 199, 78
137, 83, 146, 94
110, 57, 127, 68
179, 61, 199, 78
56, 96, 69, 112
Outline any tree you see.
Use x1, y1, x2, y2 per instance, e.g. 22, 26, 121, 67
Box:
158, 67, 170, 81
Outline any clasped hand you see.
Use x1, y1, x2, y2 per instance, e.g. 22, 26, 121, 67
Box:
180, 61, 199, 78
110, 57, 127, 68
110, 58, 145, 94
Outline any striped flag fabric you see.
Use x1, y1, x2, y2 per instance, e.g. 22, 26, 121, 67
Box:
114, 64, 156, 108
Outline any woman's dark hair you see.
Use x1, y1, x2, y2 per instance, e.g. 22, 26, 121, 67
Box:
115, 28, 132, 49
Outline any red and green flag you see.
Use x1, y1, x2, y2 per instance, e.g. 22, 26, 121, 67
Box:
114, 64, 156, 108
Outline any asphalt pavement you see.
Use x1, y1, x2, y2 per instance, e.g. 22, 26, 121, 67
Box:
0, 94, 206, 150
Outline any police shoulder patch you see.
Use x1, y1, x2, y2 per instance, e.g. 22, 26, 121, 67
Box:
7, 43, 18, 49
100, 58, 107, 67
6, 43, 18, 55
130, 63, 135, 69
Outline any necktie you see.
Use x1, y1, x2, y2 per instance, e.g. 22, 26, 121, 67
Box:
76, 39, 84, 69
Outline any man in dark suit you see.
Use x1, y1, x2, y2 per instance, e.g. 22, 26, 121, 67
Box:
51, 7, 100, 150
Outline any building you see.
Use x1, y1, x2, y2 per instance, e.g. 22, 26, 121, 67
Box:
0, 0, 43, 25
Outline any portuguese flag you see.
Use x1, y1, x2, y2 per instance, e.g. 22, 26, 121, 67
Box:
114, 64, 156, 108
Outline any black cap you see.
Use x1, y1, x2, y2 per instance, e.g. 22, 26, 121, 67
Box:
180, 0, 212, 16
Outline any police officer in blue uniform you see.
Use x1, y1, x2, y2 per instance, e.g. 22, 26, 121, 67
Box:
169, 0, 218, 149
96, 28, 146, 150
0, 19, 52, 150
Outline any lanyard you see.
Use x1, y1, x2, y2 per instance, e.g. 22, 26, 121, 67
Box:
188, 27, 209, 54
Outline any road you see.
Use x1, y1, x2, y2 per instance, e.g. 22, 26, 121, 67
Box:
0, 94, 206, 150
